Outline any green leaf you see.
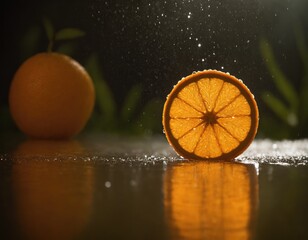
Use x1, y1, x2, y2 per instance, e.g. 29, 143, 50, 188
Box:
259, 115, 291, 139
299, 72, 308, 124
294, 22, 308, 70
120, 84, 142, 123
260, 38, 299, 111
43, 17, 54, 41
55, 28, 85, 41
135, 98, 164, 135
262, 92, 297, 126
56, 42, 76, 56
294, 22, 308, 126
85, 54, 116, 127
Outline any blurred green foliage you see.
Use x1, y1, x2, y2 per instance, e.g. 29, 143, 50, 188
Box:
43, 18, 85, 52
0, 19, 163, 136
85, 54, 163, 135
260, 24, 308, 139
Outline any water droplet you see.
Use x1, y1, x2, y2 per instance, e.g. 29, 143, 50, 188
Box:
105, 181, 112, 188
130, 180, 137, 187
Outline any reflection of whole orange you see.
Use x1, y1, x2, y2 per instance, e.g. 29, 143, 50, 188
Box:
9, 52, 95, 139
12, 140, 94, 240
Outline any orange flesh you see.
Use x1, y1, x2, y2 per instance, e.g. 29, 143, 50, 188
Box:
163, 70, 259, 160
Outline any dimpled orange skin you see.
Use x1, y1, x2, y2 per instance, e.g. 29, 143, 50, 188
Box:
9, 52, 95, 139
162, 70, 259, 161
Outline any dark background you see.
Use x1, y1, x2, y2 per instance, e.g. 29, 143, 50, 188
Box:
1, 0, 307, 137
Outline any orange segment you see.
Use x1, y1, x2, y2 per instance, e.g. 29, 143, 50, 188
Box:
214, 124, 240, 154
178, 123, 205, 153
216, 95, 251, 117
169, 98, 203, 118
194, 125, 222, 158
163, 70, 259, 160
214, 82, 240, 113
197, 78, 224, 112
217, 117, 251, 141
170, 118, 204, 139
177, 82, 206, 112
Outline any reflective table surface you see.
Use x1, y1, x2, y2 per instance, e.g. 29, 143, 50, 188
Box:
1, 135, 308, 240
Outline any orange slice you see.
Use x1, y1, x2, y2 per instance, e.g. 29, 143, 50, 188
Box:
162, 70, 259, 160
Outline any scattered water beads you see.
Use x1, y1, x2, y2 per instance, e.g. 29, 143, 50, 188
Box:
91, 0, 263, 72
237, 139, 308, 166
1, 139, 307, 167
105, 181, 112, 188
94, 139, 307, 167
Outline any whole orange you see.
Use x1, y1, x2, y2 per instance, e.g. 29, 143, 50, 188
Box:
9, 52, 95, 139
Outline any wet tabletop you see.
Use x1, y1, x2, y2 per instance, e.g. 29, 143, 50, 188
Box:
0, 135, 308, 240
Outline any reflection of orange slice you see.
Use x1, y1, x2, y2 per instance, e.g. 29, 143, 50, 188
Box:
164, 161, 259, 240
163, 70, 259, 160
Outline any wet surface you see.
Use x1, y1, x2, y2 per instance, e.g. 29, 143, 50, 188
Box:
0, 135, 308, 240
